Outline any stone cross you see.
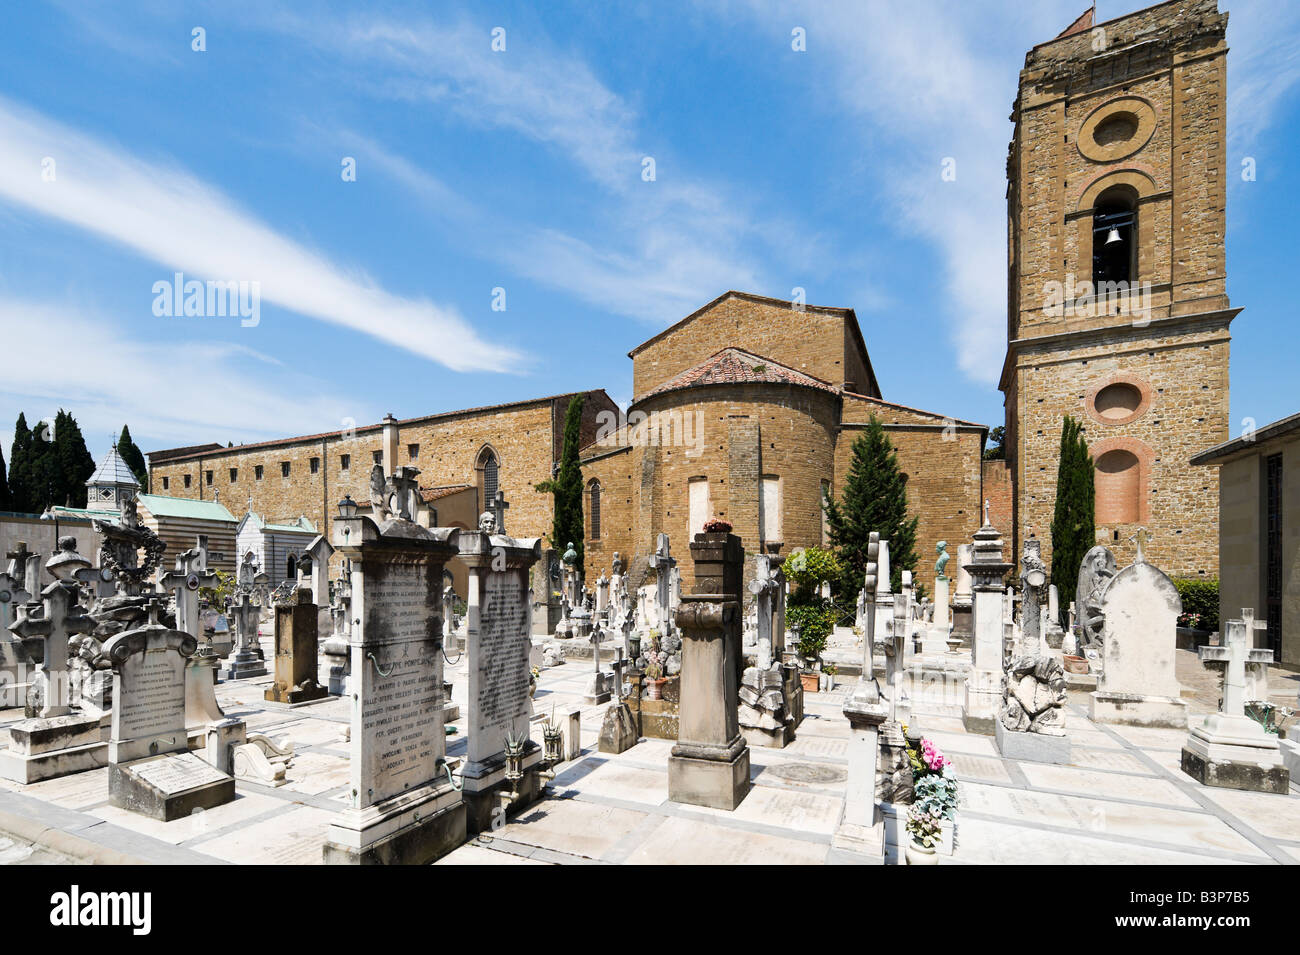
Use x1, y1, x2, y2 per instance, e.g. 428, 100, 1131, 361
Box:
1129, 527, 1151, 564
1218, 616, 1255, 718
232, 591, 260, 654
390, 466, 421, 522
491, 489, 509, 536
0, 570, 31, 635
160, 542, 218, 640
648, 533, 676, 639
10, 580, 93, 718
7, 541, 40, 598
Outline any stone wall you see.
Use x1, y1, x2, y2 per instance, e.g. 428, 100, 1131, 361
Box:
583, 382, 841, 596
148, 392, 616, 571
838, 395, 986, 594
630, 292, 878, 399
982, 458, 1013, 537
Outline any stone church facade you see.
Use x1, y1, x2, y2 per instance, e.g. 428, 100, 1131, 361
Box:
1001, 0, 1235, 579
582, 292, 986, 595
148, 291, 987, 596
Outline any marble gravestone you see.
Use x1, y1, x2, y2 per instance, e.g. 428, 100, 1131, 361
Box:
1089, 542, 1189, 729
326, 491, 465, 865
265, 590, 328, 705
105, 603, 235, 820
457, 509, 544, 831
0, 543, 107, 784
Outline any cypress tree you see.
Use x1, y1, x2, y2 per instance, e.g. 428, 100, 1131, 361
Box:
117, 424, 149, 491
52, 410, 96, 508
0, 439, 9, 511
824, 415, 919, 600
8, 414, 32, 512
1049, 415, 1095, 628
534, 395, 586, 573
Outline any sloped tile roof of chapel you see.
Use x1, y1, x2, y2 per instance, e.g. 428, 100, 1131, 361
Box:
638, 347, 840, 401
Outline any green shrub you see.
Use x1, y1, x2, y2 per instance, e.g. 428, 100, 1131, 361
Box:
1173, 577, 1219, 632
787, 600, 836, 665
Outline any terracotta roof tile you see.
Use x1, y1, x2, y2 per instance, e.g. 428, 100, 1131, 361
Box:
640, 348, 839, 401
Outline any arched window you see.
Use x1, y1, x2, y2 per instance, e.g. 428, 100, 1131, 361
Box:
286, 555, 297, 580
1092, 187, 1137, 286
588, 480, 602, 540
1095, 449, 1141, 524
475, 446, 499, 513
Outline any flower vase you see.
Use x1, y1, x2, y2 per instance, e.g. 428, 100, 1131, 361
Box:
905, 841, 939, 866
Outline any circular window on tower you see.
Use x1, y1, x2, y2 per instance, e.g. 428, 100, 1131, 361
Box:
1086, 375, 1151, 426
1078, 98, 1157, 163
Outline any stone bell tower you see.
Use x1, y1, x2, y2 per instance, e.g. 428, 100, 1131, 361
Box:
1000, 0, 1237, 578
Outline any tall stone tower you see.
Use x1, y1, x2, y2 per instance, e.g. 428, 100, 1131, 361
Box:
1001, 0, 1236, 578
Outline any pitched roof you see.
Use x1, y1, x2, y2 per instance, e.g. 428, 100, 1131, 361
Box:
420, 484, 475, 503
86, 446, 140, 489
137, 494, 237, 523
1190, 411, 1300, 466
639, 347, 840, 401
1055, 6, 1094, 39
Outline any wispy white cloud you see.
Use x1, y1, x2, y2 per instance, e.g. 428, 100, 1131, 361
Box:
0, 296, 369, 457
0, 96, 519, 373
1225, 0, 1300, 156
280, 13, 829, 327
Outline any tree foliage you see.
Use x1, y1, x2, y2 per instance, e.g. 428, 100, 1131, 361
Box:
534, 395, 586, 573
1049, 415, 1095, 627
6, 410, 97, 512
117, 424, 149, 492
824, 416, 919, 600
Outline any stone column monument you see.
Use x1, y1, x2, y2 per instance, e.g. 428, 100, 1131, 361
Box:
961, 517, 1013, 735
668, 527, 750, 811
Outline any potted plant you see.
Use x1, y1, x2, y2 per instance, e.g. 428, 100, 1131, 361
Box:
644, 659, 665, 699
781, 547, 841, 692
905, 805, 942, 865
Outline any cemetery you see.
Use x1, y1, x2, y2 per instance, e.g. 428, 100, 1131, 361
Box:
0, 0, 1296, 902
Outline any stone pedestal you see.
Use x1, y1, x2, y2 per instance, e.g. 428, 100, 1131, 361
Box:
109, 751, 235, 821
1181, 718, 1288, 794
961, 522, 1012, 735
220, 648, 267, 681
832, 688, 887, 862
995, 720, 1071, 764
598, 702, 638, 754
1179, 614, 1289, 794
0, 713, 107, 783
668, 592, 751, 811
265, 591, 327, 705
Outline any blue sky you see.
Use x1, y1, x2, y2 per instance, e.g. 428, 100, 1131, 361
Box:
1, 0, 1297, 464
